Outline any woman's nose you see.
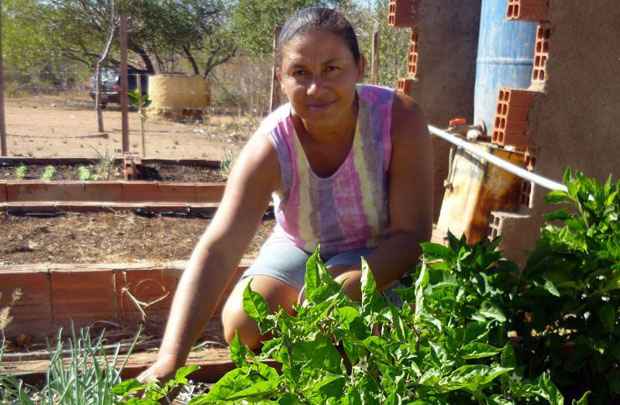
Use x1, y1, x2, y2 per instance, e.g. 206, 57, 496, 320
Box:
306, 78, 323, 96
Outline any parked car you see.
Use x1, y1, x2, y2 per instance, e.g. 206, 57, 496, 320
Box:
89, 67, 149, 108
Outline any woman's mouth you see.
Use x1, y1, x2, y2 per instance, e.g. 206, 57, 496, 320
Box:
306, 100, 336, 111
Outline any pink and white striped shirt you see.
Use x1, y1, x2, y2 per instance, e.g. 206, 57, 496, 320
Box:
259, 84, 395, 255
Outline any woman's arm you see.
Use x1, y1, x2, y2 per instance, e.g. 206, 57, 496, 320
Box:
333, 91, 433, 299
140, 132, 281, 381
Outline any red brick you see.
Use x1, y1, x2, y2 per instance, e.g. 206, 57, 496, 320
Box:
388, 0, 417, 27
407, 29, 419, 78
488, 211, 531, 240
396, 78, 415, 95
492, 88, 541, 148
506, 0, 549, 21
531, 24, 551, 84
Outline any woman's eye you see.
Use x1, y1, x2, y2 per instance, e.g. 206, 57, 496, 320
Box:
326, 66, 340, 73
292, 69, 306, 77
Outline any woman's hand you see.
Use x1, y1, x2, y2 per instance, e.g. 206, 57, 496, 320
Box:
136, 357, 178, 385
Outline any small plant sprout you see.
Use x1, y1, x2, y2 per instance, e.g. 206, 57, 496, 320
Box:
40, 165, 56, 181
77, 166, 92, 181
15, 163, 28, 180
220, 149, 236, 178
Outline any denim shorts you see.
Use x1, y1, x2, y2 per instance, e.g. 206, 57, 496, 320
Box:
241, 232, 374, 291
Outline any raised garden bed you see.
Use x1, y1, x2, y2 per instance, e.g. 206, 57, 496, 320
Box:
0, 159, 227, 183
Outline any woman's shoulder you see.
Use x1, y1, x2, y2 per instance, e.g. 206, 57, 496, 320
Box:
390, 90, 429, 145
357, 83, 395, 105
255, 103, 292, 136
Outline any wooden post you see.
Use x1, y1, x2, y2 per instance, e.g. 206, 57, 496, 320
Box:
269, 26, 282, 112
0, 0, 7, 156
120, 15, 129, 154
137, 74, 146, 157
371, 30, 380, 84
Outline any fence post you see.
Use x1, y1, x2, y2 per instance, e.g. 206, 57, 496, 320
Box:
120, 15, 129, 154
269, 26, 282, 112
0, 0, 7, 156
371, 30, 380, 84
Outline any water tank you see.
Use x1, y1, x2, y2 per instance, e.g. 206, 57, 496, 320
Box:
148, 74, 210, 114
474, 0, 537, 130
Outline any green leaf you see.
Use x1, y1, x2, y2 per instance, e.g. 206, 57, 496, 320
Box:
543, 278, 561, 297
546, 190, 570, 204
437, 365, 513, 393
500, 343, 517, 368
598, 304, 616, 333
421, 242, 453, 260
476, 301, 506, 323
111, 378, 144, 396
196, 363, 280, 403
242, 283, 272, 333
535, 372, 564, 405
545, 209, 572, 222
230, 331, 250, 368
304, 247, 341, 304
572, 391, 591, 405
460, 342, 503, 360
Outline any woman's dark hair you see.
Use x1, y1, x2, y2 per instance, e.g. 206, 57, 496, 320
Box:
277, 7, 361, 64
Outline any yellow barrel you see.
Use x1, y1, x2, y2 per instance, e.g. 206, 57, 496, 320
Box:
436, 143, 526, 245
147, 74, 209, 117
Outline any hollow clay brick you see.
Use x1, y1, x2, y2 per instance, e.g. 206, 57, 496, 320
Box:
407, 29, 419, 77
397, 78, 415, 95
532, 24, 551, 84
492, 88, 541, 148
506, 0, 550, 21
388, 0, 417, 27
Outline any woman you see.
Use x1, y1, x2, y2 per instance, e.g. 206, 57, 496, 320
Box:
140, 6, 432, 382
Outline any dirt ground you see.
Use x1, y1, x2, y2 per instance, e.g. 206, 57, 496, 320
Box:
0, 94, 272, 265
3, 93, 257, 160
0, 211, 274, 265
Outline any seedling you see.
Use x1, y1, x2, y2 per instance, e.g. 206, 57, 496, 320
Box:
14, 163, 28, 180
40, 165, 56, 181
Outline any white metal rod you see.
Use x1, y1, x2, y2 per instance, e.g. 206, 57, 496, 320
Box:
428, 125, 568, 192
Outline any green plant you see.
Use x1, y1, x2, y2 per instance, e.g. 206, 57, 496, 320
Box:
88, 146, 114, 180
77, 165, 93, 181
113, 364, 200, 404
0, 326, 140, 404
513, 170, 620, 404
40, 165, 56, 181
15, 163, 28, 180
220, 149, 236, 178
189, 245, 561, 404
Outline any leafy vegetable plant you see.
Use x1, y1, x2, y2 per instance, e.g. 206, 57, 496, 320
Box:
191, 242, 562, 404
512, 169, 620, 404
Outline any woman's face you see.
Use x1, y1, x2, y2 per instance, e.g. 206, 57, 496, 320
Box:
279, 30, 364, 129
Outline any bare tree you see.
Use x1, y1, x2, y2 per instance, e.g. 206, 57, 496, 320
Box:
95, 0, 118, 133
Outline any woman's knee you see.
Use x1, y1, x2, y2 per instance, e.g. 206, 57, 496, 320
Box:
221, 299, 262, 349
220, 276, 298, 349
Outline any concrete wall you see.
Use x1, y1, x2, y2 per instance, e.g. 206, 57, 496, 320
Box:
412, 0, 481, 220
499, 0, 620, 263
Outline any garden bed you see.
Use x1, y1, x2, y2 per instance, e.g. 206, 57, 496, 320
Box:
0, 211, 274, 265
0, 161, 227, 182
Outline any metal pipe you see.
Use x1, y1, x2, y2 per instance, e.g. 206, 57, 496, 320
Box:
428, 125, 568, 192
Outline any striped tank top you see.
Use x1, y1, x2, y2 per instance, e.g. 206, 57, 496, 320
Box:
259, 84, 395, 255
